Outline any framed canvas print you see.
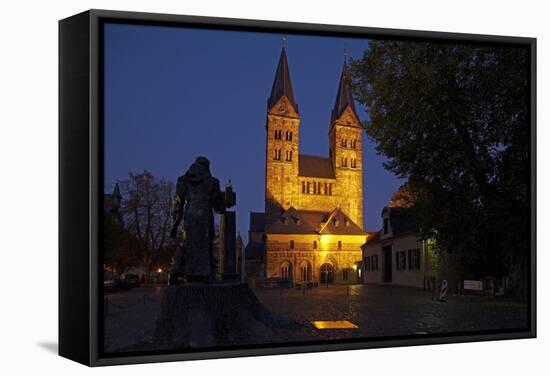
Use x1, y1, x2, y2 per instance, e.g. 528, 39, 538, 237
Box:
59, 9, 536, 366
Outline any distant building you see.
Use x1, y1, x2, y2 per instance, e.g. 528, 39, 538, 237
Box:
104, 182, 122, 223
361, 206, 437, 289
244, 212, 266, 282
247, 46, 374, 285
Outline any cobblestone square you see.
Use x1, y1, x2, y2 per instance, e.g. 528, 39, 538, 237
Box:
103, 284, 528, 353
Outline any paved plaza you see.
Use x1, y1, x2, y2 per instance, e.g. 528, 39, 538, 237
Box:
103, 284, 528, 353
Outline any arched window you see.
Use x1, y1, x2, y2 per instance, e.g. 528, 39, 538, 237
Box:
342, 158, 347, 167
320, 264, 334, 284
313, 240, 317, 249
281, 261, 292, 281
289, 132, 293, 141
300, 262, 312, 282
285, 150, 292, 161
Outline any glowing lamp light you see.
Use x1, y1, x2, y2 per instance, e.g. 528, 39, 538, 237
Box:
157, 268, 162, 273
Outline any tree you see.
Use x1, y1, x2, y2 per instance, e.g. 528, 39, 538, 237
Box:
120, 170, 175, 282
389, 183, 415, 208
351, 41, 530, 298
103, 213, 140, 274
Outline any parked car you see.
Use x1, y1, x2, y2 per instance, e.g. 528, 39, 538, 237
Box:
122, 273, 141, 288
104, 271, 131, 292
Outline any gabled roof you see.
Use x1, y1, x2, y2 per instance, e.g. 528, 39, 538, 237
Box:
331, 61, 359, 125
267, 47, 298, 114
265, 207, 365, 236
298, 155, 335, 179
318, 207, 365, 236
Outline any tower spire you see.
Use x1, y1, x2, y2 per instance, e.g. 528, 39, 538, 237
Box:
113, 182, 121, 199
331, 59, 357, 125
267, 44, 298, 114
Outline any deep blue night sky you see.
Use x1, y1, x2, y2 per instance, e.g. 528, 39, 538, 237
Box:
103, 23, 404, 239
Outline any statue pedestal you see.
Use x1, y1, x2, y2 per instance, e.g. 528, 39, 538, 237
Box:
154, 283, 283, 349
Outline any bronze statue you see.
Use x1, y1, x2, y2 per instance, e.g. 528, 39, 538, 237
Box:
170, 157, 234, 283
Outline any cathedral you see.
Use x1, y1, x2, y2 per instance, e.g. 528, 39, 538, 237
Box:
247, 46, 371, 285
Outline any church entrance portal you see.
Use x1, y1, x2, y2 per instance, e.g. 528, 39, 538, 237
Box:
320, 263, 334, 284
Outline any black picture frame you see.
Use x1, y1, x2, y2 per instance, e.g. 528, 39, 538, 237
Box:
59, 9, 537, 367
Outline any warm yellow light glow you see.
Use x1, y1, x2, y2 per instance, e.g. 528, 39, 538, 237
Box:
352, 264, 357, 271
312, 320, 358, 329
157, 268, 162, 273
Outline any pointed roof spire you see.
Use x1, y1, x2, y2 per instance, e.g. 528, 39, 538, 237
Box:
112, 182, 122, 199
331, 60, 357, 124
267, 46, 298, 113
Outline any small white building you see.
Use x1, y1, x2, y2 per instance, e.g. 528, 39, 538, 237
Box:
361, 206, 436, 289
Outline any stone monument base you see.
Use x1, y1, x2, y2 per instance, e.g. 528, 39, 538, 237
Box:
153, 283, 288, 349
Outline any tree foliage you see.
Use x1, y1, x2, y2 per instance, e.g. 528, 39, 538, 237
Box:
351, 41, 530, 294
103, 213, 140, 274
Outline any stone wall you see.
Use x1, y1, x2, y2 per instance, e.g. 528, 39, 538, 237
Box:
329, 107, 364, 228
265, 234, 365, 284
265, 108, 300, 224
362, 233, 432, 288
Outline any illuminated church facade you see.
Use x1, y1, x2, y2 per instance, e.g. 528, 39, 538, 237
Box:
248, 46, 371, 284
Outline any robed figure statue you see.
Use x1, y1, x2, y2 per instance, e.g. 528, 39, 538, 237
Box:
170, 157, 229, 283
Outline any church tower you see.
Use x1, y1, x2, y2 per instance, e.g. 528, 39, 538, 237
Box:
329, 61, 363, 228
265, 47, 301, 225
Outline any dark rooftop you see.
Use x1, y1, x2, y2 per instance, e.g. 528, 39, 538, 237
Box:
363, 207, 420, 246
244, 241, 265, 260
298, 155, 335, 179
249, 212, 265, 233
266, 207, 365, 236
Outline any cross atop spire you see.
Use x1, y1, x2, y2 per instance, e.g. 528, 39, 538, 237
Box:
267, 46, 298, 114
331, 60, 358, 125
